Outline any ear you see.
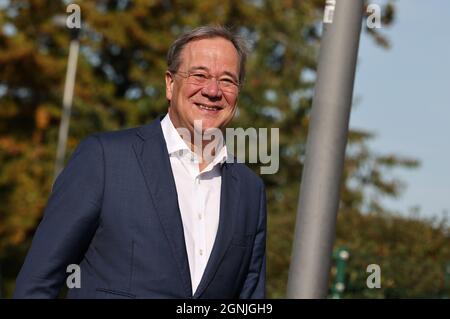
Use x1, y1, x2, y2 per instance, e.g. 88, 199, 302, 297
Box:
165, 71, 174, 101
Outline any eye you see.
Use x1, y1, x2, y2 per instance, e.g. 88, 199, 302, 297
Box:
191, 73, 208, 79
220, 78, 236, 86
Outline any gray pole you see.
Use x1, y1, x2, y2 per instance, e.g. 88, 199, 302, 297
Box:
286, 0, 364, 298
0, 263, 2, 299
54, 36, 79, 180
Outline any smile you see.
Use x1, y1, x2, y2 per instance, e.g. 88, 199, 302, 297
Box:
195, 103, 223, 111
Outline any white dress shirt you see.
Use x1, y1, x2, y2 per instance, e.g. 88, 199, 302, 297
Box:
160, 114, 228, 294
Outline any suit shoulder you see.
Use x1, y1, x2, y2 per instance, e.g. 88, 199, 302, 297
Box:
81, 126, 147, 153
89, 118, 161, 147
93, 126, 141, 144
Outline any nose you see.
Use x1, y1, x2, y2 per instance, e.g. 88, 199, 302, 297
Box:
201, 78, 223, 99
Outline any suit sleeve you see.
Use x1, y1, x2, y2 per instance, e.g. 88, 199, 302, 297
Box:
239, 181, 267, 299
13, 135, 104, 298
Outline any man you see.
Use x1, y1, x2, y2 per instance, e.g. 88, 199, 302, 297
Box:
14, 26, 266, 299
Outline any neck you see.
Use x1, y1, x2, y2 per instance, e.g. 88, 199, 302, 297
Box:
167, 112, 224, 171
189, 136, 222, 172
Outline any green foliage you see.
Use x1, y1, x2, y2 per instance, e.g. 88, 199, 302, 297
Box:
334, 210, 450, 298
0, 0, 448, 299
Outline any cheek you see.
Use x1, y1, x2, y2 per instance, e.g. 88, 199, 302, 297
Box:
182, 85, 201, 100
224, 94, 238, 109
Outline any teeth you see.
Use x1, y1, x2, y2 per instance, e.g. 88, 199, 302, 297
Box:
197, 103, 220, 111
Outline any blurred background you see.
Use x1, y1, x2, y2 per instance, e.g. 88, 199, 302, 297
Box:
0, 0, 448, 298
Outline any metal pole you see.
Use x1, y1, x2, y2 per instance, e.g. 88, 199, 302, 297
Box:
54, 34, 79, 180
0, 262, 2, 299
287, 0, 364, 298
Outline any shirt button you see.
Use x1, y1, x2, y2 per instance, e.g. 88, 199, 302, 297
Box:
198, 214, 202, 220
199, 249, 203, 256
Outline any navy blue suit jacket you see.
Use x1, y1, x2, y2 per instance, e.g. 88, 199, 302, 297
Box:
13, 117, 266, 299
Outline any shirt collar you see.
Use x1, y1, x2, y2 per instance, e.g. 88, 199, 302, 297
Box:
161, 113, 191, 155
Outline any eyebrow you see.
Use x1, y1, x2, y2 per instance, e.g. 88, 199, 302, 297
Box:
188, 66, 239, 82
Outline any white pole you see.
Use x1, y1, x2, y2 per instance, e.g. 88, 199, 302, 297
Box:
54, 38, 79, 180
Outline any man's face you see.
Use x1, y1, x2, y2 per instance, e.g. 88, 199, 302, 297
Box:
165, 37, 240, 135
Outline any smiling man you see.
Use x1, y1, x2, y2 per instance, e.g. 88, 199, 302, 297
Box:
14, 26, 267, 299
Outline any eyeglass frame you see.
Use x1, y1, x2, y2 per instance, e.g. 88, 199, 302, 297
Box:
172, 69, 241, 93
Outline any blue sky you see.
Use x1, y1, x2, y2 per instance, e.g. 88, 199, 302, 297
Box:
350, 0, 450, 218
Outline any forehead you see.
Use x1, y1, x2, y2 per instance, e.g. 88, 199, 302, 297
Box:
179, 37, 240, 75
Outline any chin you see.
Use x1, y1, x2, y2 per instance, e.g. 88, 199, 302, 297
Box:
196, 122, 222, 133
190, 115, 221, 130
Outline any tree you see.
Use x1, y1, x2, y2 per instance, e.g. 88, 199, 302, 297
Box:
333, 210, 449, 298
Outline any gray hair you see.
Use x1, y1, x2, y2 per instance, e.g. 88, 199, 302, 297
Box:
167, 25, 249, 85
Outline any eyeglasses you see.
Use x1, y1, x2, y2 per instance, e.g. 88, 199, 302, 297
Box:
174, 70, 240, 94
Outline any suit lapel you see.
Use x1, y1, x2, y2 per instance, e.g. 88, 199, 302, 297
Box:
132, 118, 192, 298
193, 162, 240, 298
